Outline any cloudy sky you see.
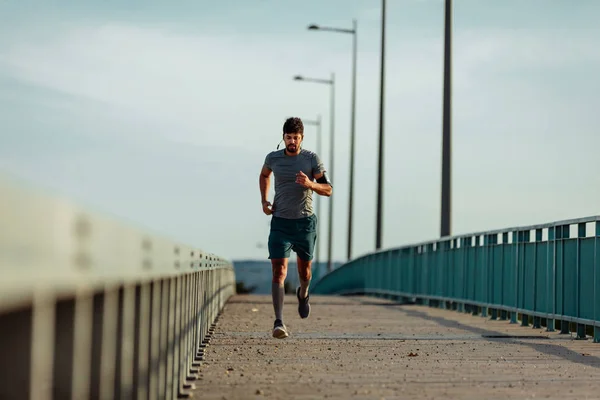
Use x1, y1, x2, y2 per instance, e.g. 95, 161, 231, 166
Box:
1, 0, 599, 263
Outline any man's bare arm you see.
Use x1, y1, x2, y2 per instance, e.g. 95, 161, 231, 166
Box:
259, 166, 271, 202
259, 165, 271, 203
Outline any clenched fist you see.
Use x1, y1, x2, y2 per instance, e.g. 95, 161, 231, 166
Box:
262, 200, 274, 215
295, 171, 313, 189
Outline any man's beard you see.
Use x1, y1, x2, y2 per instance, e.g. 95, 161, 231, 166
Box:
286, 144, 298, 153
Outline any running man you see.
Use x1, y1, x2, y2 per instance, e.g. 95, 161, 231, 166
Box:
259, 117, 332, 339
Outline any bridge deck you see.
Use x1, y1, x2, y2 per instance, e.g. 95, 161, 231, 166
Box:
193, 295, 600, 399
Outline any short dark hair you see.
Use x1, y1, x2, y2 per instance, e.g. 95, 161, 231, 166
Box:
283, 117, 304, 135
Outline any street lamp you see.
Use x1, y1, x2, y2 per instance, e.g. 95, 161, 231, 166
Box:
293, 74, 335, 273
307, 20, 357, 262
376, 0, 386, 250
302, 116, 323, 269
440, 0, 452, 237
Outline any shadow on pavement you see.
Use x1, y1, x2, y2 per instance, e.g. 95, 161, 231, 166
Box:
349, 296, 600, 369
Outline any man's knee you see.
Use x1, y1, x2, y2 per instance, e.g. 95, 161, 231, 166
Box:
297, 258, 312, 282
271, 259, 288, 284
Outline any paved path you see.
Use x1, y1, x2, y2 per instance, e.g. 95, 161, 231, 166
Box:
192, 294, 600, 399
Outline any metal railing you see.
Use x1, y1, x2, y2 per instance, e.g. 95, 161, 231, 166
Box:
312, 216, 600, 342
0, 176, 236, 399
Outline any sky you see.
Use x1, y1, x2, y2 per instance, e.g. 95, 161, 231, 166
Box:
1, 0, 599, 263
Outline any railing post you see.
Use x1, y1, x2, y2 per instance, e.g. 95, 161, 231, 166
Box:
520, 230, 530, 327
149, 280, 162, 398
470, 236, 479, 316
0, 306, 34, 400
445, 240, 452, 310
117, 284, 137, 400
532, 229, 543, 329
547, 226, 556, 332
470, 236, 476, 315
559, 225, 571, 335
510, 231, 518, 324
480, 234, 488, 318
134, 282, 151, 399
488, 233, 498, 320
158, 279, 169, 396
595, 221, 600, 343
388, 250, 395, 301
575, 223, 586, 339
500, 232, 508, 321
424, 244, 432, 306
461, 241, 468, 311
180, 274, 190, 395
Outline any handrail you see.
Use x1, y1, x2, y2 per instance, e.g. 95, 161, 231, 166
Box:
0, 176, 236, 399
312, 216, 600, 343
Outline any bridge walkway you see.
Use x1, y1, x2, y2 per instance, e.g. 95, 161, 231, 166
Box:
193, 294, 600, 400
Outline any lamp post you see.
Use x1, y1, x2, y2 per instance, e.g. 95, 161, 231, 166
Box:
375, 0, 386, 250
440, 0, 452, 238
307, 21, 357, 261
293, 74, 335, 272
303, 116, 323, 269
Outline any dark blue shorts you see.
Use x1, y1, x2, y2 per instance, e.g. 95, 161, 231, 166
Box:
268, 214, 317, 261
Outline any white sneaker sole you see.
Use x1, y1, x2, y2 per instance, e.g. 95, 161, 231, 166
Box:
272, 326, 289, 339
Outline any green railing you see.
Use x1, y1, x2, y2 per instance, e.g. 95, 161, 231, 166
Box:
312, 216, 600, 342
0, 176, 236, 399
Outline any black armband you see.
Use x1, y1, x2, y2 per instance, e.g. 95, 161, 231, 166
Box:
316, 172, 332, 187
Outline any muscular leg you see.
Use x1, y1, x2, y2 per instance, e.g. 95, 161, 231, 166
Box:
295, 255, 312, 319
296, 255, 312, 299
293, 216, 316, 319
271, 258, 288, 321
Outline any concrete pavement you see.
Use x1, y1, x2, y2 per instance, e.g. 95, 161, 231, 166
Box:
192, 294, 600, 399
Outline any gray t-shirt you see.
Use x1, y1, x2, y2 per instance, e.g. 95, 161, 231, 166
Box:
263, 149, 326, 219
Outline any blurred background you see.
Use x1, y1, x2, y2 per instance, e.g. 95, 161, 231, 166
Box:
1, 0, 599, 293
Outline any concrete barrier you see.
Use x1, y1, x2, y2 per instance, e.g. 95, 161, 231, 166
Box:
0, 176, 235, 399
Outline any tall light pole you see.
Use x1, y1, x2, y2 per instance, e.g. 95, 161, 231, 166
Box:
440, 0, 453, 237
303, 115, 323, 269
307, 20, 357, 261
375, 0, 386, 250
294, 74, 335, 272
